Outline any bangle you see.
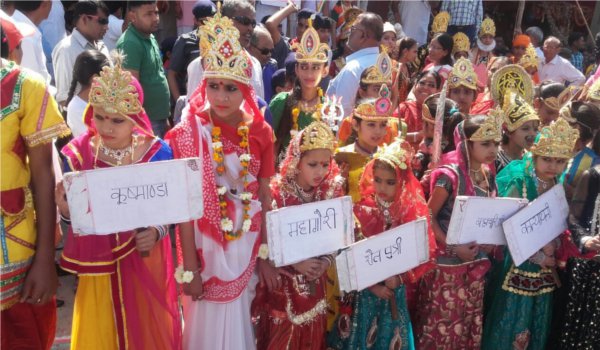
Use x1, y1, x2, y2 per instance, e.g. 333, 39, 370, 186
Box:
445, 244, 457, 257
60, 213, 71, 225
174, 265, 200, 284
152, 225, 168, 240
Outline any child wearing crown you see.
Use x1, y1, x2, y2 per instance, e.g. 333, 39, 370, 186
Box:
470, 17, 496, 89
252, 121, 345, 349
165, 9, 277, 350
447, 57, 479, 115
57, 57, 181, 349
483, 119, 580, 350
414, 114, 503, 349
271, 20, 330, 160
328, 138, 436, 350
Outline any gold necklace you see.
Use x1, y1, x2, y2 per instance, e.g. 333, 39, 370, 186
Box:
96, 136, 136, 166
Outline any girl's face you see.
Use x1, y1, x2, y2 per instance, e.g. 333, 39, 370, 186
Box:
512, 45, 527, 61
448, 86, 476, 114
401, 44, 418, 62
428, 38, 448, 64
296, 149, 332, 189
381, 32, 397, 54
480, 34, 494, 46
295, 62, 327, 90
422, 120, 435, 139
509, 120, 539, 150
413, 74, 439, 104
93, 107, 135, 149
358, 83, 382, 99
373, 163, 398, 201
353, 119, 388, 149
535, 101, 559, 126
206, 78, 244, 120
535, 156, 568, 181
453, 51, 469, 60
469, 139, 499, 165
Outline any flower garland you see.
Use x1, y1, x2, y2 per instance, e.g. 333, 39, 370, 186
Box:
290, 87, 324, 137
211, 120, 253, 241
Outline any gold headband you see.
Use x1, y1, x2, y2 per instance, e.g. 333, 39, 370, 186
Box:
559, 102, 576, 123
541, 87, 572, 112
469, 108, 503, 142
354, 84, 393, 121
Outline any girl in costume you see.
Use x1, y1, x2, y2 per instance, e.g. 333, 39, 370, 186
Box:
511, 34, 531, 64
495, 91, 540, 173
414, 114, 504, 349
518, 44, 540, 84
336, 85, 394, 203
271, 19, 330, 159
482, 118, 579, 350
253, 121, 345, 350
470, 56, 510, 115
57, 57, 181, 350
423, 33, 453, 83
395, 70, 442, 150
452, 32, 470, 61
447, 57, 478, 115
165, 9, 276, 349
534, 81, 569, 126
338, 50, 400, 146
328, 138, 436, 350
393, 37, 418, 106
470, 17, 496, 89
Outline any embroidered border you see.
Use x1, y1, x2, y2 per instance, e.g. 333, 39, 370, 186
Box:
0, 66, 24, 119
23, 122, 71, 147
502, 265, 556, 296
0, 257, 32, 310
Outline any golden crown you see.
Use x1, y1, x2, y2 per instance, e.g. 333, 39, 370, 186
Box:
479, 17, 496, 37
542, 87, 573, 112
199, 3, 253, 84
502, 90, 539, 132
89, 53, 142, 116
432, 11, 450, 33
293, 18, 330, 63
469, 108, 503, 142
491, 64, 534, 105
373, 137, 413, 170
518, 44, 538, 70
452, 32, 470, 54
532, 118, 579, 159
298, 120, 336, 153
354, 84, 393, 120
587, 78, 600, 102
361, 49, 393, 85
448, 57, 477, 90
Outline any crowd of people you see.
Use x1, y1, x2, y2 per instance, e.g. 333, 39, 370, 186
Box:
1, 0, 599, 349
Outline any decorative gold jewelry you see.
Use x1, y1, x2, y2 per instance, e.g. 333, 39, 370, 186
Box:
373, 137, 413, 170
469, 107, 503, 142
293, 18, 330, 63
532, 118, 579, 159
198, 3, 253, 84
559, 102, 576, 123
587, 78, 600, 102
491, 64, 534, 105
502, 90, 539, 132
361, 50, 393, 85
452, 32, 470, 54
518, 44, 538, 70
431, 11, 450, 34
479, 17, 496, 37
541, 87, 573, 112
353, 84, 393, 120
422, 104, 436, 124
447, 57, 477, 91
298, 120, 336, 153
89, 53, 142, 117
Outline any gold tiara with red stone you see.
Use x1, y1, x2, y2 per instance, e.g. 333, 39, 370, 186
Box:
293, 18, 330, 63
361, 49, 393, 85
198, 3, 252, 84
353, 84, 393, 120
532, 118, 579, 159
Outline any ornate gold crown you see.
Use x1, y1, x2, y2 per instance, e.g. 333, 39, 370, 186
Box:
469, 108, 503, 142
353, 84, 393, 120
361, 50, 393, 85
518, 44, 538, 70
491, 64, 534, 105
452, 32, 470, 54
587, 78, 600, 102
502, 90, 539, 132
199, 3, 252, 84
542, 87, 573, 112
448, 57, 477, 90
299, 120, 336, 153
532, 118, 579, 159
293, 18, 330, 63
479, 17, 496, 37
432, 11, 450, 34
373, 137, 413, 170
89, 53, 142, 117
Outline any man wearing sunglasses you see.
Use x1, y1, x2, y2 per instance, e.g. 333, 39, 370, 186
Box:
248, 26, 277, 102
52, 0, 110, 106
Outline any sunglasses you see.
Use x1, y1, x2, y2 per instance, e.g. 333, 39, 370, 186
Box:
233, 16, 256, 28
252, 44, 273, 56
86, 14, 109, 25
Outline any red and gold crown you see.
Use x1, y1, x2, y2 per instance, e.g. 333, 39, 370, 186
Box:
532, 118, 579, 159
353, 84, 393, 120
293, 18, 330, 63
198, 3, 253, 84
448, 57, 477, 90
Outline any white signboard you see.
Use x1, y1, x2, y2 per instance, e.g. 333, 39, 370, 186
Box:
502, 185, 569, 266
336, 218, 430, 292
446, 196, 528, 245
267, 196, 354, 267
64, 158, 203, 235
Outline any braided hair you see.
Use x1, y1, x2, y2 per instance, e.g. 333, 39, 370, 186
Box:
66, 49, 110, 105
